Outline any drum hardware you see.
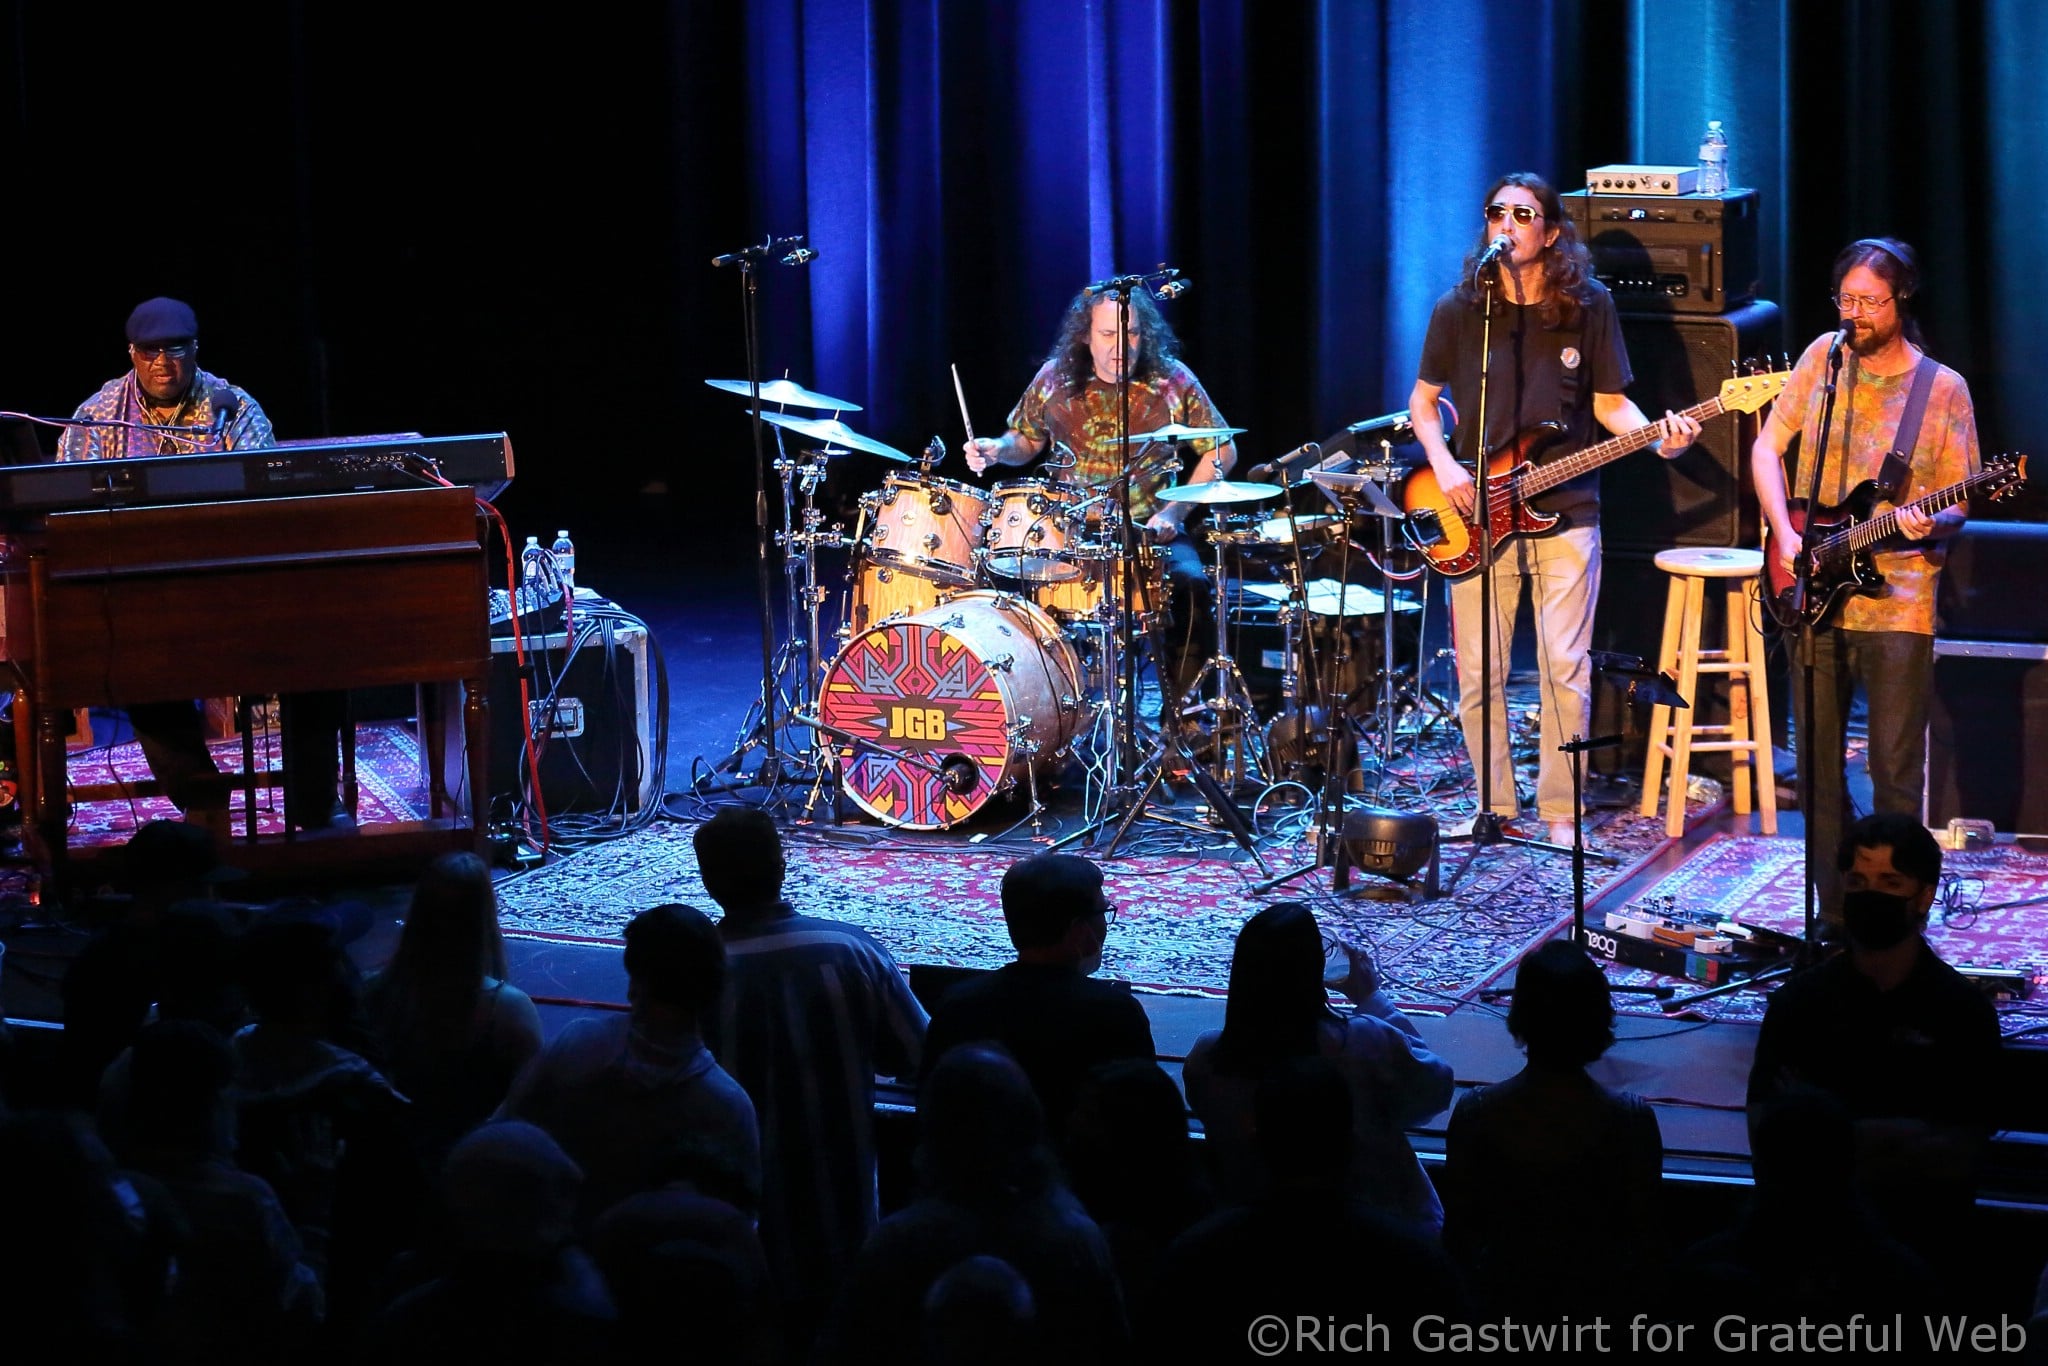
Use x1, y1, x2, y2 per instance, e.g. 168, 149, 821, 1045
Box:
1160, 482, 1277, 793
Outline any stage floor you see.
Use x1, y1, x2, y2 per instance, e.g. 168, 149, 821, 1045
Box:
6, 503, 2044, 1187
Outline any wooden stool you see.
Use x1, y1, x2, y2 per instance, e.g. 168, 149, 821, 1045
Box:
1640, 547, 1778, 838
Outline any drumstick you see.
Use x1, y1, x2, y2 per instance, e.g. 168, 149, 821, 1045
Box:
951, 364, 976, 445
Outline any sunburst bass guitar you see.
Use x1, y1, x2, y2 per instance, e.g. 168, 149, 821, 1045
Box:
1762, 453, 2028, 629
1399, 371, 1789, 576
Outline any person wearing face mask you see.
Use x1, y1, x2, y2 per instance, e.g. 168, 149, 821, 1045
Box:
922, 853, 1156, 1143
1745, 812, 2001, 1268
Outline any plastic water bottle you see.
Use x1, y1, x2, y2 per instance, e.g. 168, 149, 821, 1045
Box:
551, 529, 576, 602
1697, 120, 1729, 195
520, 534, 546, 588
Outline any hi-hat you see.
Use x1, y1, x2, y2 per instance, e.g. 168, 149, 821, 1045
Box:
751, 411, 910, 462
1155, 478, 1278, 505
1119, 422, 1246, 444
708, 377, 862, 411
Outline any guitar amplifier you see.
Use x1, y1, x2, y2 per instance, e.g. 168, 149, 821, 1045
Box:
1561, 189, 1760, 314
1926, 521, 2048, 834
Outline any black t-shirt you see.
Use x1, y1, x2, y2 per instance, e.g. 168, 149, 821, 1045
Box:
1416, 279, 1631, 526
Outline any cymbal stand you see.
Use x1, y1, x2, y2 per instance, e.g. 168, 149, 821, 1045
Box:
705, 430, 837, 790
1177, 522, 1269, 790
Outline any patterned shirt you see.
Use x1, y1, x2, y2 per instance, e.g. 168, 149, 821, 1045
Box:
1762, 332, 1981, 634
705, 906, 928, 1310
58, 368, 275, 461
1006, 358, 1228, 523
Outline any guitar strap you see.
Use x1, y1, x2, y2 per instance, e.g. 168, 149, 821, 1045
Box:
1889, 355, 1939, 473
1555, 319, 1586, 427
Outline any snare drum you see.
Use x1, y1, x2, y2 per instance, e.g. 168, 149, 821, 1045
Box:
819, 590, 1083, 829
1031, 546, 1163, 624
981, 479, 1086, 583
865, 473, 989, 586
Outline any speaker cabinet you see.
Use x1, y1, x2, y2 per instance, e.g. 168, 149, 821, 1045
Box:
1603, 301, 1782, 554
1926, 521, 2048, 833
440, 620, 656, 815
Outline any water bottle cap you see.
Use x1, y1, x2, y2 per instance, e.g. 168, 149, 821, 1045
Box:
1708, 119, 1723, 130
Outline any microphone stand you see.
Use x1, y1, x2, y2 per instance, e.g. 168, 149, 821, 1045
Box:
1789, 328, 1851, 946
1440, 249, 1571, 890
704, 234, 813, 797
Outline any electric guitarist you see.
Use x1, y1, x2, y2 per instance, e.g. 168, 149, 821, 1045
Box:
1407, 172, 1699, 846
1750, 237, 1982, 918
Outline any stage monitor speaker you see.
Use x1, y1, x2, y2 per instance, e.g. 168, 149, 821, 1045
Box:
440, 620, 656, 815
1926, 521, 2048, 833
1603, 301, 1782, 554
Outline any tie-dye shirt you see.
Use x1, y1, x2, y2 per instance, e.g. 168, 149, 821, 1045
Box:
1761, 332, 1980, 634
1006, 358, 1229, 524
57, 369, 275, 461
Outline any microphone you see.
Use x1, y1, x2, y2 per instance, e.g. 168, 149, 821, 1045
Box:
1475, 234, 1513, 272
1829, 320, 1854, 358
712, 234, 808, 268
1155, 276, 1191, 301
1347, 410, 1414, 438
208, 386, 241, 444
1248, 441, 1322, 483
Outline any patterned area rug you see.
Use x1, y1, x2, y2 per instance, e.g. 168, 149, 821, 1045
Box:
61, 721, 429, 845
493, 805, 1684, 1012
1593, 834, 2048, 1028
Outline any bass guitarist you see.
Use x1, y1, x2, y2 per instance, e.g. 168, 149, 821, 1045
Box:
1408, 172, 1698, 844
1751, 237, 1981, 917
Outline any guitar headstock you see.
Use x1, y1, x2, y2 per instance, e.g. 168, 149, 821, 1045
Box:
1718, 369, 1790, 415
1982, 453, 2029, 502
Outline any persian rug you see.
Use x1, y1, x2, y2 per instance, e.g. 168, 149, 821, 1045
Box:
492, 804, 1684, 1011
61, 721, 429, 844
1585, 834, 2048, 1028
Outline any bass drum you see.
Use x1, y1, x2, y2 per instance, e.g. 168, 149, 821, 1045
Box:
819, 590, 1084, 830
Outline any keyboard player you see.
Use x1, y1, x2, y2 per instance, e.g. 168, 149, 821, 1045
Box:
56, 297, 348, 834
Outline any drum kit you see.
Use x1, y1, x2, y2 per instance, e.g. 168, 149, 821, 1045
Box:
704, 375, 1441, 835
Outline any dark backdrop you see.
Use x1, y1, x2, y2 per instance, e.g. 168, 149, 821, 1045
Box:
4, 1, 2040, 559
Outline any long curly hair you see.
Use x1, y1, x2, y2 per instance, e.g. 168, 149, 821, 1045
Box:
1453, 171, 1595, 330
1047, 285, 1182, 394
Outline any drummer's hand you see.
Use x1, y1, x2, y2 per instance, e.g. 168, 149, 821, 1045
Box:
1144, 511, 1181, 544
1433, 459, 1477, 521
963, 437, 997, 475
1654, 409, 1702, 459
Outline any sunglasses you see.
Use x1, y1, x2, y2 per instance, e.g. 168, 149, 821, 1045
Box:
1484, 203, 1543, 225
131, 342, 196, 361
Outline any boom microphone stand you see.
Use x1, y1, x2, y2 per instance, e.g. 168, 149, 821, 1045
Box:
706, 233, 815, 791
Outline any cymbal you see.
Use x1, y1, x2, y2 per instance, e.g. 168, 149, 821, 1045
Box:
708, 377, 862, 412
1119, 422, 1246, 444
751, 411, 910, 463
1155, 478, 1278, 505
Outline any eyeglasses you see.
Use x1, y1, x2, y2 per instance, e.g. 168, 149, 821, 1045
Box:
131, 342, 196, 360
1101, 902, 1119, 927
1830, 291, 1894, 315
1484, 202, 1543, 225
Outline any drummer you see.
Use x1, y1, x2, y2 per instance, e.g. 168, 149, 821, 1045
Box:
964, 287, 1235, 696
